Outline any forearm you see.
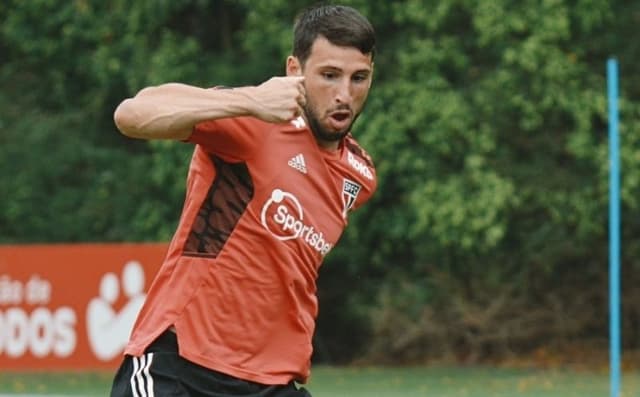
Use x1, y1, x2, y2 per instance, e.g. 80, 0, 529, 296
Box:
114, 77, 305, 140
113, 83, 256, 140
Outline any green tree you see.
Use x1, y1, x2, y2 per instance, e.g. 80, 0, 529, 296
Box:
1, 0, 639, 364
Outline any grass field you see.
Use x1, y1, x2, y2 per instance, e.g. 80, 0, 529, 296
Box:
0, 366, 638, 397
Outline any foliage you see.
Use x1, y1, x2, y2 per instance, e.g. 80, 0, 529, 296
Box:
1, 0, 639, 363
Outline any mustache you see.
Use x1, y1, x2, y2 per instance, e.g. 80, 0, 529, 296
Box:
329, 103, 352, 112
328, 104, 352, 114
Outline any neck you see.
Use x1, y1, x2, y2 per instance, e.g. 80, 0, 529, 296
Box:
315, 137, 341, 151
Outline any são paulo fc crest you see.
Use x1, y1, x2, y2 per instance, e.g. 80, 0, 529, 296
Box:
342, 179, 362, 218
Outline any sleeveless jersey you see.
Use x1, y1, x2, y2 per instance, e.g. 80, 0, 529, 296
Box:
123, 116, 377, 384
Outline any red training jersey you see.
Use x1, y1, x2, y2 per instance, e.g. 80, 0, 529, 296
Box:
124, 116, 377, 384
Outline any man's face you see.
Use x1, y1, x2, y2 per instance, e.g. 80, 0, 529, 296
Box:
288, 36, 373, 148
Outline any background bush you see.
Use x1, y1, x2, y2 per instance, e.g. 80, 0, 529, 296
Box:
1, 0, 638, 364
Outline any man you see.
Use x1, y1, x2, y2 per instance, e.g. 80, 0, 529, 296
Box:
110, 4, 377, 397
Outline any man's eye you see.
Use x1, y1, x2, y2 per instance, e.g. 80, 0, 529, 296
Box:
353, 74, 367, 82
323, 72, 337, 79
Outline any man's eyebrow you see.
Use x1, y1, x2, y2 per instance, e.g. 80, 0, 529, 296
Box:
318, 65, 342, 71
318, 65, 372, 74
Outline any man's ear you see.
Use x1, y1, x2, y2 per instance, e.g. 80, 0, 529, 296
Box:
286, 56, 302, 76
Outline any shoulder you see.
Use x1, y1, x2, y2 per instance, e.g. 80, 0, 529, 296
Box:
339, 134, 378, 212
190, 116, 280, 161
340, 134, 377, 189
201, 115, 271, 130
344, 134, 375, 168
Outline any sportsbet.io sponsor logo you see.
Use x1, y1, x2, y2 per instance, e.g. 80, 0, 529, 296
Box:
260, 189, 334, 256
347, 151, 373, 180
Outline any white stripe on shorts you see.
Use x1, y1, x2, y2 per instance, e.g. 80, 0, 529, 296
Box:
130, 353, 155, 397
144, 353, 155, 397
130, 356, 140, 397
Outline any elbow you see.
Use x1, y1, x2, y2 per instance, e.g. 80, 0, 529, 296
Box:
113, 99, 143, 138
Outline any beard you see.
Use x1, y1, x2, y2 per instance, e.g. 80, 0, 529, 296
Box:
303, 103, 358, 143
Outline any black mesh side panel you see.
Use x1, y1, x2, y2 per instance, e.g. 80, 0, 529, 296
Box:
183, 156, 254, 257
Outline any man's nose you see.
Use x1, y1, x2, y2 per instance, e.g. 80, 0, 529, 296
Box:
334, 79, 352, 103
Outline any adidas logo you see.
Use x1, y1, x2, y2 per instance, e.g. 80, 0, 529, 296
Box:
288, 153, 307, 174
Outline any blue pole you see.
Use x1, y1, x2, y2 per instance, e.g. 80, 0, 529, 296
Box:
607, 58, 621, 397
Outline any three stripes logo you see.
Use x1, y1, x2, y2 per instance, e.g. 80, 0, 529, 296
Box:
291, 116, 306, 129
288, 153, 307, 174
130, 353, 155, 397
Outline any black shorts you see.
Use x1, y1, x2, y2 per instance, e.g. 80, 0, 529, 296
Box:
110, 330, 311, 397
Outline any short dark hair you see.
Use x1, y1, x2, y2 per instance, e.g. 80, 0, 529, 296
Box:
293, 4, 376, 65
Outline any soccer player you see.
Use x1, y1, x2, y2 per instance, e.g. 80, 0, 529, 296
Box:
110, 4, 377, 397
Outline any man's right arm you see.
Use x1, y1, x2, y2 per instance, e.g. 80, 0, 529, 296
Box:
113, 76, 306, 140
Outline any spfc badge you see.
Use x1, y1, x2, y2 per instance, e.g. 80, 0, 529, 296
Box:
342, 179, 362, 218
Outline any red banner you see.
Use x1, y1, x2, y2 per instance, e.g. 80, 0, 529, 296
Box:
0, 243, 166, 371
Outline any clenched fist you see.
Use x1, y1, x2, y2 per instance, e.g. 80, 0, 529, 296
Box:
244, 76, 306, 123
